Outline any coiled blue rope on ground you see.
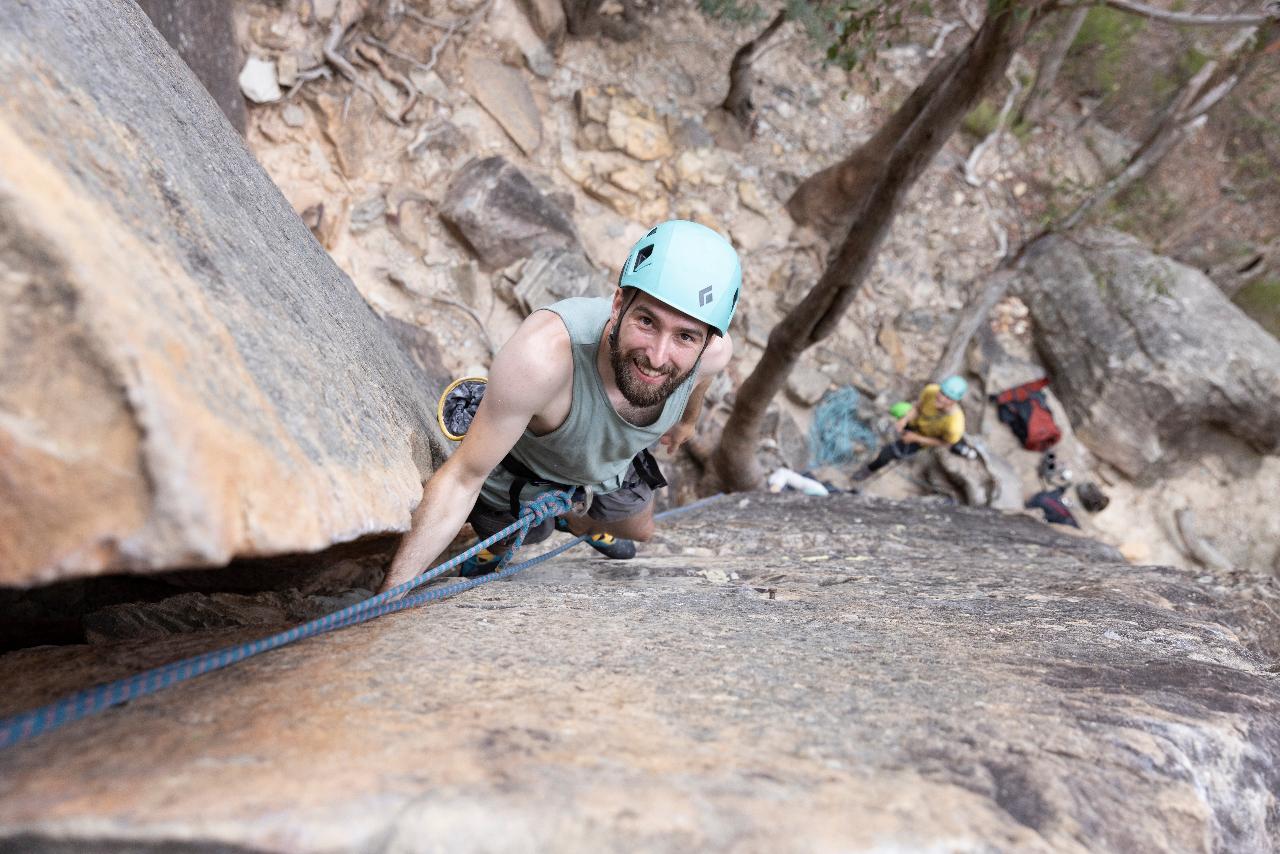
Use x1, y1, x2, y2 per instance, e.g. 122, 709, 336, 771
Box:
0, 490, 725, 750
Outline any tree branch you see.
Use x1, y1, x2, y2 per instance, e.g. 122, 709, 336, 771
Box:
1065, 0, 1279, 27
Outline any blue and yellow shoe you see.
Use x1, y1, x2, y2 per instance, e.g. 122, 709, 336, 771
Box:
457, 547, 501, 578
585, 532, 636, 560
555, 517, 636, 559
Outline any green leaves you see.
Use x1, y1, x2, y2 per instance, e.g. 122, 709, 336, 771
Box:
700, 0, 937, 77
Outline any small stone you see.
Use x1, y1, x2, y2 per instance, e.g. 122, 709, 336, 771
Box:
608, 164, 648, 194
952, 191, 965, 206
238, 56, 281, 104
737, 180, 769, 215
281, 104, 306, 128
786, 363, 831, 406
1013, 182, 1027, 198
675, 150, 705, 185
656, 160, 679, 192
276, 54, 299, 89
607, 109, 674, 161
1120, 541, 1151, 564
730, 211, 773, 253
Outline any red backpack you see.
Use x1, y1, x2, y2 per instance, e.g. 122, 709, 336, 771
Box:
992, 378, 1062, 452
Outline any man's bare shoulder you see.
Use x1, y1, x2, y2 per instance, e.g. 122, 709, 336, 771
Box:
487, 309, 572, 402
699, 332, 734, 376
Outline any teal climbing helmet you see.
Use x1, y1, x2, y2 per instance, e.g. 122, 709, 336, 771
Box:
618, 220, 742, 336
940, 375, 969, 401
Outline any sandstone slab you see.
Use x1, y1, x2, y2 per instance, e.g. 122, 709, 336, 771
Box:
0, 495, 1276, 851
1019, 230, 1280, 480
0, 1, 445, 585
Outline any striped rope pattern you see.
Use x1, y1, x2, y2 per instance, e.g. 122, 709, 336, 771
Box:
0, 491, 725, 750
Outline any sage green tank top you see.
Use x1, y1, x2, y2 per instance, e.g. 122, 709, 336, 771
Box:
478, 297, 696, 509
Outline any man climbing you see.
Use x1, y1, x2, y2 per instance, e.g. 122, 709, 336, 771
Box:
853, 376, 970, 482
378, 220, 740, 593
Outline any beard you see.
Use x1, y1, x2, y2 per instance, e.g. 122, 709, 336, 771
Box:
609, 337, 694, 408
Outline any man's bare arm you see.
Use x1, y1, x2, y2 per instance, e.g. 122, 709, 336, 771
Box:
378, 314, 569, 593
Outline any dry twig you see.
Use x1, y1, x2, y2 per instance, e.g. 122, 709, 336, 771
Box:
429, 295, 496, 357
323, 16, 405, 123
353, 41, 418, 122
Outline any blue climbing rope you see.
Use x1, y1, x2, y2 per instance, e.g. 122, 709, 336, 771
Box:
809, 386, 879, 468
0, 490, 725, 750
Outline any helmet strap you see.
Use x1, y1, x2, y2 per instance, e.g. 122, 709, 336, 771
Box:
609, 288, 639, 351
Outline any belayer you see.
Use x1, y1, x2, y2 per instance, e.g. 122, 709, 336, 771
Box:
379, 221, 741, 592
853, 377, 974, 482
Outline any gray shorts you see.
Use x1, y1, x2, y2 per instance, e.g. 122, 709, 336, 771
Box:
467, 457, 661, 551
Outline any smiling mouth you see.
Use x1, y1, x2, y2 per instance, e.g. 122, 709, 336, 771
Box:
633, 359, 669, 384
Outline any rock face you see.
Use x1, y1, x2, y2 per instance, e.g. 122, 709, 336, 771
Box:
440, 156, 580, 268
135, 0, 246, 133
1, 494, 1277, 851
0, 1, 445, 586
1019, 230, 1280, 479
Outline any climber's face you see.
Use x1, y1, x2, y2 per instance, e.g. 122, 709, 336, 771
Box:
608, 290, 707, 409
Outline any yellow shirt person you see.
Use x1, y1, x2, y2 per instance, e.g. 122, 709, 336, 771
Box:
912, 383, 965, 445
853, 376, 969, 482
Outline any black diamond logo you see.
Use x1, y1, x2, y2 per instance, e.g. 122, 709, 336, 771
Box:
698, 286, 713, 306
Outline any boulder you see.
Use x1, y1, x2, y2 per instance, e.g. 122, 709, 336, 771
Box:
0, 495, 1277, 850
134, 0, 246, 133
1019, 230, 1280, 480
440, 156, 580, 268
0, 1, 445, 586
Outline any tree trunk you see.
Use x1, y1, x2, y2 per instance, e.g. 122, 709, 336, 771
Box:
784, 47, 965, 238
722, 9, 788, 128
715, 4, 1052, 492
1018, 6, 1088, 127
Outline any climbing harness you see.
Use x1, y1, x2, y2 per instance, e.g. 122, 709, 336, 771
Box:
0, 492, 725, 750
437, 375, 666, 518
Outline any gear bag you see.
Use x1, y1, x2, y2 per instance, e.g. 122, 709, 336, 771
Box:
1026, 487, 1079, 528
991, 378, 1061, 452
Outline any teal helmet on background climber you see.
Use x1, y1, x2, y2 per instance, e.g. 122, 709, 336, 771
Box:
940, 376, 969, 401
617, 220, 742, 337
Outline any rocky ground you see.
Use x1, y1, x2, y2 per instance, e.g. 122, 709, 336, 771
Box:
225, 0, 1280, 590
2, 494, 1278, 852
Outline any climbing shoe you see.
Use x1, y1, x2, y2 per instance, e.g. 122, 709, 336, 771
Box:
554, 518, 636, 560
584, 532, 636, 560
457, 547, 501, 578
